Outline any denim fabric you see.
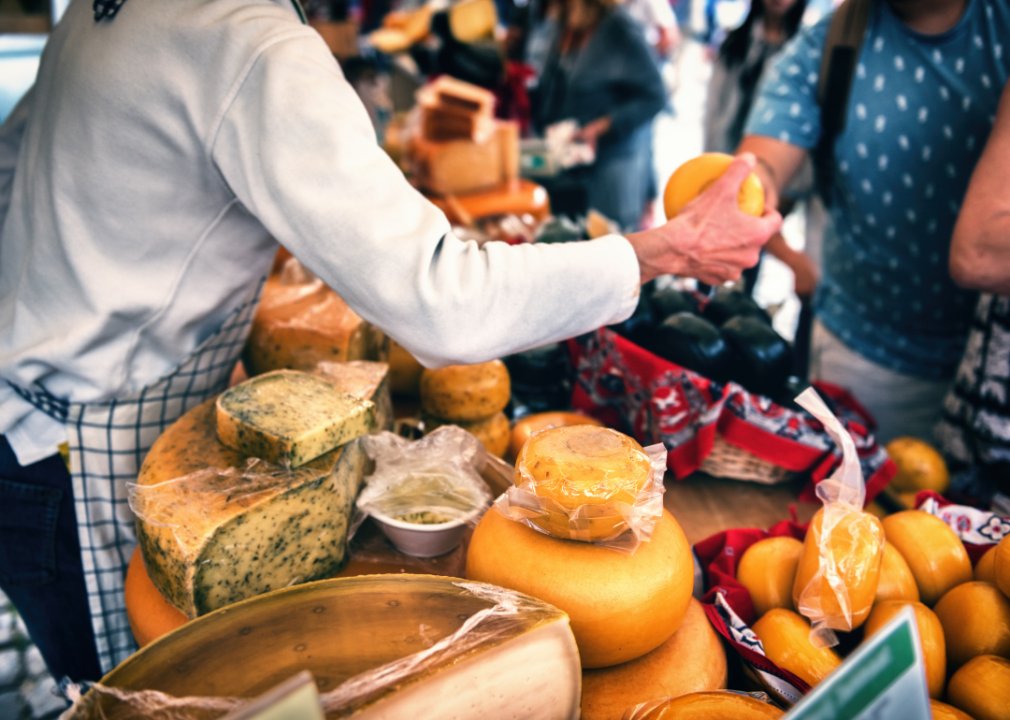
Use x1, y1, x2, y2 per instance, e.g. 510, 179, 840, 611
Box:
0, 436, 101, 682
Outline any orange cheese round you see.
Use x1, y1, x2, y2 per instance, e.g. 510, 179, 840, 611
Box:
639, 692, 784, 720
930, 699, 977, 720
465, 508, 693, 669
736, 536, 804, 618
124, 546, 187, 647
419, 360, 511, 421
885, 437, 950, 494
423, 411, 510, 458
663, 153, 765, 219
863, 600, 946, 698
874, 541, 921, 605
508, 411, 604, 461
995, 535, 1010, 599
975, 546, 998, 585
792, 507, 884, 631
946, 655, 1010, 720
881, 511, 973, 606
933, 581, 1010, 672
751, 608, 841, 687
580, 599, 727, 720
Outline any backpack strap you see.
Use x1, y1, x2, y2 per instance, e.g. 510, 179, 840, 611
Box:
813, 0, 874, 204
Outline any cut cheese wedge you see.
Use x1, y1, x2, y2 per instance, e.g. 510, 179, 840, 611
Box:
217, 369, 375, 467
72, 575, 582, 720
137, 398, 367, 618
581, 598, 726, 720
315, 361, 394, 432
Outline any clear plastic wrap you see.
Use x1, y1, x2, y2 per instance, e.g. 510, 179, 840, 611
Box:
493, 424, 668, 555
792, 388, 885, 648
621, 691, 780, 720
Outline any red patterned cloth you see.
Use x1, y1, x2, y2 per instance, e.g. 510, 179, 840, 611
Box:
568, 329, 896, 503
913, 490, 1010, 564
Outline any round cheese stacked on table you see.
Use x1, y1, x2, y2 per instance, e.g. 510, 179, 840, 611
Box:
421, 360, 511, 458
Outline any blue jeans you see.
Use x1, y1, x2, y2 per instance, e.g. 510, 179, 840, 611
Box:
0, 436, 101, 682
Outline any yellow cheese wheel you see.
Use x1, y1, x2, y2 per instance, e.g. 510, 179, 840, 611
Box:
419, 360, 511, 421
388, 340, 424, 396
996, 535, 1010, 600
508, 411, 604, 461
580, 598, 726, 720
863, 600, 945, 698
874, 541, 921, 605
933, 581, 1010, 672
423, 412, 510, 458
514, 425, 654, 542
885, 437, 951, 494
736, 536, 804, 618
792, 507, 884, 631
663, 153, 765, 219
639, 692, 784, 720
751, 608, 841, 687
975, 546, 998, 585
465, 508, 693, 669
882, 511, 973, 606
931, 700, 977, 720
946, 655, 1010, 720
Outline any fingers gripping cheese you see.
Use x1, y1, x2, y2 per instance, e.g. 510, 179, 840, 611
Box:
466, 508, 693, 668
751, 608, 841, 687
420, 360, 511, 421
736, 537, 804, 618
882, 511, 973, 606
136, 399, 368, 618
663, 153, 765, 219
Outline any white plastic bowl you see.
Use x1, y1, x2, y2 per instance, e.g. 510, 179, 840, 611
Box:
371, 505, 484, 558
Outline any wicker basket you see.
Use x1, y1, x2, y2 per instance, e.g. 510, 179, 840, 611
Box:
699, 435, 794, 485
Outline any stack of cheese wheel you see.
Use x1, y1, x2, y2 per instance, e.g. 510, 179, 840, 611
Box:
467, 425, 720, 719
420, 360, 511, 458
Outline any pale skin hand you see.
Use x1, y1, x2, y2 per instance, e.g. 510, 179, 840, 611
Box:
626, 153, 783, 285
575, 116, 612, 153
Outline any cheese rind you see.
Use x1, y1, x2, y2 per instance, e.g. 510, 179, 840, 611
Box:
419, 360, 511, 421
216, 369, 375, 467
136, 399, 367, 618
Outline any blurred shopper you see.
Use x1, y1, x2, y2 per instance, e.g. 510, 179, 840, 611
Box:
738, 0, 1009, 443
704, 0, 815, 298
937, 80, 1010, 502
625, 0, 680, 59
533, 0, 666, 230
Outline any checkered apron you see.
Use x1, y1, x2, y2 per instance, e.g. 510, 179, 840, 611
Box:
9, 281, 264, 674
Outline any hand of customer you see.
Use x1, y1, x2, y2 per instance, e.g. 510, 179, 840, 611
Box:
787, 250, 820, 300
575, 117, 612, 152
626, 154, 782, 285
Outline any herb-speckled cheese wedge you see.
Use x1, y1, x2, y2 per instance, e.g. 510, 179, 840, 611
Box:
136, 399, 367, 618
315, 360, 394, 432
217, 369, 375, 468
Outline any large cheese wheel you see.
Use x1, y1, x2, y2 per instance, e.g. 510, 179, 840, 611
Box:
751, 608, 841, 687
508, 412, 604, 461
514, 425, 655, 542
933, 581, 1010, 672
466, 508, 693, 668
931, 700, 977, 720
996, 535, 1010, 599
863, 600, 945, 698
423, 411, 510, 458
975, 546, 998, 584
580, 599, 726, 720
882, 511, 973, 606
124, 547, 187, 648
136, 399, 367, 618
792, 507, 884, 631
75, 576, 582, 720
420, 360, 511, 421
736, 536, 803, 618
637, 692, 784, 720
946, 655, 1010, 720
874, 541, 920, 604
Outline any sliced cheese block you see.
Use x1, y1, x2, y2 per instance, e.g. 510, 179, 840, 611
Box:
863, 600, 945, 698
244, 275, 388, 377
580, 598, 726, 720
315, 361, 394, 432
736, 537, 803, 619
751, 608, 841, 688
946, 655, 1010, 720
420, 360, 511, 421
874, 542, 920, 605
466, 508, 693, 668
636, 692, 784, 720
882, 511, 973, 606
137, 399, 368, 618
423, 411, 510, 458
81, 576, 582, 720
933, 581, 1010, 672
975, 546, 998, 584
217, 370, 375, 467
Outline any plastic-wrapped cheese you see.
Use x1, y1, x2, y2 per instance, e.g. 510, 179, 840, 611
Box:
217, 370, 375, 467
135, 399, 368, 618
423, 411, 510, 458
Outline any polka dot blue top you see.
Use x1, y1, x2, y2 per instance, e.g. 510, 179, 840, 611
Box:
745, 0, 1010, 380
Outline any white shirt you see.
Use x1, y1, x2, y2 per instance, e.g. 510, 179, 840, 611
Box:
0, 0, 640, 465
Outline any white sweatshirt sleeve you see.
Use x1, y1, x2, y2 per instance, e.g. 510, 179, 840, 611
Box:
210, 34, 640, 368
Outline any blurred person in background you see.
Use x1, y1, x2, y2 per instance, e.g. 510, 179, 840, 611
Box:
533, 0, 666, 230
704, 0, 816, 299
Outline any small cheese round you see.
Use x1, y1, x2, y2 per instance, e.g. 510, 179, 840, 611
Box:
736, 536, 804, 619
423, 411, 510, 458
466, 507, 693, 669
933, 581, 1010, 672
640, 692, 784, 720
863, 600, 946, 698
514, 425, 654, 542
946, 655, 1010, 720
751, 608, 841, 688
508, 411, 603, 461
975, 546, 998, 584
882, 511, 973, 606
874, 541, 921, 605
420, 360, 511, 421
580, 598, 727, 720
